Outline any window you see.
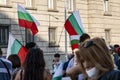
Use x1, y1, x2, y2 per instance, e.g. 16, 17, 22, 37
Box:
104, 0, 109, 12
105, 29, 110, 45
68, 0, 75, 11
26, 0, 33, 7
103, 0, 112, 16
0, 0, 6, 5
49, 28, 56, 46
0, 25, 9, 47
48, 0, 56, 10
25, 29, 34, 43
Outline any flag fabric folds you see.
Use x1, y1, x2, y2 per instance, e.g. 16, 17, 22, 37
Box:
64, 11, 85, 50
64, 11, 85, 35
17, 4, 40, 35
7, 33, 28, 66
52, 63, 63, 80
70, 35, 81, 50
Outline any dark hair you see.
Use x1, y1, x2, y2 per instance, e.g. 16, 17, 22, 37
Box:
54, 53, 60, 58
25, 42, 36, 50
8, 54, 21, 69
116, 47, 120, 57
79, 33, 90, 43
0, 48, 2, 55
24, 48, 45, 80
114, 44, 119, 48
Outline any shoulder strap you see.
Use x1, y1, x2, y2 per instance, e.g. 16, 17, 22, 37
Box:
20, 69, 23, 80
0, 59, 11, 79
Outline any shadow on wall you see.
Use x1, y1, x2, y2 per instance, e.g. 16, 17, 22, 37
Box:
0, 11, 66, 69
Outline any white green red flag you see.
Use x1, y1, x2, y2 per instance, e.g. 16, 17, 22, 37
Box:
64, 11, 85, 35
70, 35, 81, 50
64, 11, 85, 50
52, 63, 63, 80
7, 33, 28, 66
17, 4, 40, 35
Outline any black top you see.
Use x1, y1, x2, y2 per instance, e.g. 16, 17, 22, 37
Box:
98, 70, 120, 80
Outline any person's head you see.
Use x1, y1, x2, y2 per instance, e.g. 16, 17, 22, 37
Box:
113, 44, 119, 53
108, 45, 114, 54
25, 42, 37, 50
76, 37, 114, 79
54, 53, 60, 62
24, 48, 45, 80
116, 47, 120, 57
114, 44, 119, 48
8, 54, 21, 69
79, 33, 90, 43
0, 48, 2, 57
73, 48, 80, 54
73, 48, 80, 64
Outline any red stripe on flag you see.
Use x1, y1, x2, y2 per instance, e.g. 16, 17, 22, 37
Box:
19, 19, 38, 35
71, 44, 79, 50
64, 20, 78, 35
18, 46, 28, 66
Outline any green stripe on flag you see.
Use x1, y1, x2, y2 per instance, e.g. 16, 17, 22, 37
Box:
18, 11, 34, 22
11, 39, 22, 54
52, 76, 62, 80
68, 14, 83, 35
71, 40, 79, 45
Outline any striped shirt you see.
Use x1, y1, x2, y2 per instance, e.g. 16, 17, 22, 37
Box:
0, 57, 12, 80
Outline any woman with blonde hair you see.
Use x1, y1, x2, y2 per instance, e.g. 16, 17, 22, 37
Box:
76, 37, 120, 80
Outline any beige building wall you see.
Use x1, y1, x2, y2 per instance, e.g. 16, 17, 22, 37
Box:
87, 0, 120, 45
0, 0, 120, 68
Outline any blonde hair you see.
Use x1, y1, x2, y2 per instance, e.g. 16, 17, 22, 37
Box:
76, 37, 114, 78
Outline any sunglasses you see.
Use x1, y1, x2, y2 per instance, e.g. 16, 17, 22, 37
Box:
82, 40, 94, 48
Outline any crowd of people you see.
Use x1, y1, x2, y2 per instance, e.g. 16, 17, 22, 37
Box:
0, 33, 120, 80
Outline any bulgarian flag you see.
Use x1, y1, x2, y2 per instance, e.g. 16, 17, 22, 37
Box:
64, 11, 85, 35
64, 11, 85, 50
52, 63, 63, 80
17, 4, 40, 35
7, 33, 28, 66
70, 35, 81, 50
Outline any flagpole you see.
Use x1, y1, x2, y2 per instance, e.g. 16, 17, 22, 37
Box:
64, 0, 68, 61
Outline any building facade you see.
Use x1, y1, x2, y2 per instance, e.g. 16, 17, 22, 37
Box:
0, 0, 120, 68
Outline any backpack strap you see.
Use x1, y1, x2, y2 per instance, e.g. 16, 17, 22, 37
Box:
0, 59, 11, 79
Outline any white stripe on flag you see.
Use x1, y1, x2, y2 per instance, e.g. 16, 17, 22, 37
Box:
53, 63, 63, 78
17, 4, 26, 13
73, 11, 85, 33
70, 35, 81, 41
6, 33, 15, 58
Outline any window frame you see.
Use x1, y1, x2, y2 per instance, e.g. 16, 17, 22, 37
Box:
0, 0, 6, 5
104, 0, 109, 12
68, 0, 75, 12
25, 0, 34, 7
0, 24, 9, 48
103, 0, 112, 16
48, 27, 57, 47
48, 0, 56, 10
25, 29, 34, 43
105, 29, 111, 45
